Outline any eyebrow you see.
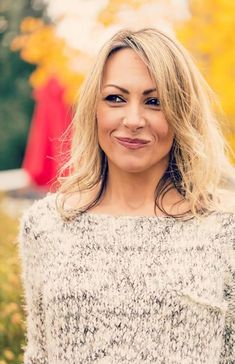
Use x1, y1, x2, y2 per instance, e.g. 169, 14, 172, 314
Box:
103, 84, 157, 95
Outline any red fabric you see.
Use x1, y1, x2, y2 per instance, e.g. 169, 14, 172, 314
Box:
23, 78, 72, 190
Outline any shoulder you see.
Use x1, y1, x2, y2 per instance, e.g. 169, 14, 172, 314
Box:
18, 192, 59, 249
217, 188, 235, 215
214, 211, 235, 272
209, 188, 235, 238
20, 192, 57, 225
210, 210, 235, 240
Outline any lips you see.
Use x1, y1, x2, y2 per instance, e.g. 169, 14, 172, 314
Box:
115, 136, 150, 150
116, 137, 150, 144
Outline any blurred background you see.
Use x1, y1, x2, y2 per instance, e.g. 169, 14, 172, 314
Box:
0, 0, 235, 362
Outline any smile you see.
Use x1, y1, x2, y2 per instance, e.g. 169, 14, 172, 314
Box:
115, 137, 150, 150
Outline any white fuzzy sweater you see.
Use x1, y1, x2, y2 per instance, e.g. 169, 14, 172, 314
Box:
17, 193, 235, 364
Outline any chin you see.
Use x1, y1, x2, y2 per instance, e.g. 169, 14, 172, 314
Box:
115, 162, 149, 174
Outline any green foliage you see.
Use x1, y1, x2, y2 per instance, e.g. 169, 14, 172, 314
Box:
0, 0, 45, 170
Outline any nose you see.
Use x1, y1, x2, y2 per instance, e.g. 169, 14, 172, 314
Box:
122, 104, 146, 130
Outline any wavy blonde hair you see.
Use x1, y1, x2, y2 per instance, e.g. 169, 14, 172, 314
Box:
55, 27, 235, 220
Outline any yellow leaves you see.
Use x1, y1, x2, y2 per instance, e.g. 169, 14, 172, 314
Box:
13, 1, 173, 104
12, 1, 234, 116
63, 73, 85, 104
20, 16, 44, 33
11, 19, 65, 66
177, 0, 235, 160
29, 67, 50, 90
11, 17, 45, 56
98, 0, 149, 26
11, 17, 52, 64
11, 17, 84, 103
21, 27, 56, 64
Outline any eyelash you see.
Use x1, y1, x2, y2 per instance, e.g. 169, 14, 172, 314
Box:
105, 95, 123, 103
104, 94, 161, 107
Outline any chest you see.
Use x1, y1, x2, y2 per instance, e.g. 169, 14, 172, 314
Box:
41, 220, 227, 312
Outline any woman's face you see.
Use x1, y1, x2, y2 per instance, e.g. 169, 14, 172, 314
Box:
96, 48, 174, 174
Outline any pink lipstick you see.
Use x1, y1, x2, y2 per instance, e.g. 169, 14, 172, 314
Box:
116, 137, 150, 150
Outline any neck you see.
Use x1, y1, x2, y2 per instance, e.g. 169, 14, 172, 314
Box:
100, 159, 181, 214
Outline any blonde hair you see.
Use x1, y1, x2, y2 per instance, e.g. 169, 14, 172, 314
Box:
56, 27, 235, 220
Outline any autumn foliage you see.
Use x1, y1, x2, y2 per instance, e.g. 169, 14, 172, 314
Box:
0, 194, 24, 363
177, 0, 235, 162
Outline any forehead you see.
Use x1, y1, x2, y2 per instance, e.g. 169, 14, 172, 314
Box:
101, 48, 155, 86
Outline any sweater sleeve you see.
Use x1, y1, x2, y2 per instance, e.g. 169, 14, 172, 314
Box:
18, 203, 48, 364
219, 215, 235, 364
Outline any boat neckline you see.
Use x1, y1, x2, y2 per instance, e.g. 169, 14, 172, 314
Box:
81, 210, 196, 222
78, 209, 225, 222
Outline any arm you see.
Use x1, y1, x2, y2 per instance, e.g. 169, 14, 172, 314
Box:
18, 206, 48, 364
219, 215, 235, 363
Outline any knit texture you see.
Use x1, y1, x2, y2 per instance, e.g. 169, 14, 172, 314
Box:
17, 192, 235, 364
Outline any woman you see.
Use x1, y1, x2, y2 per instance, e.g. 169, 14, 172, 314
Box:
18, 28, 235, 363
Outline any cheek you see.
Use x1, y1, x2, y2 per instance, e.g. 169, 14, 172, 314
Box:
96, 106, 107, 141
96, 105, 121, 137
96, 108, 113, 146
152, 115, 173, 139
96, 116, 110, 141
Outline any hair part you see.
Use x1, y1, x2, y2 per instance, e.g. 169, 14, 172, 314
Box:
55, 27, 235, 221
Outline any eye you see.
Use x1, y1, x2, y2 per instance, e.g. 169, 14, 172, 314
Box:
146, 97, 161, 107
105, 94, 124, 103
